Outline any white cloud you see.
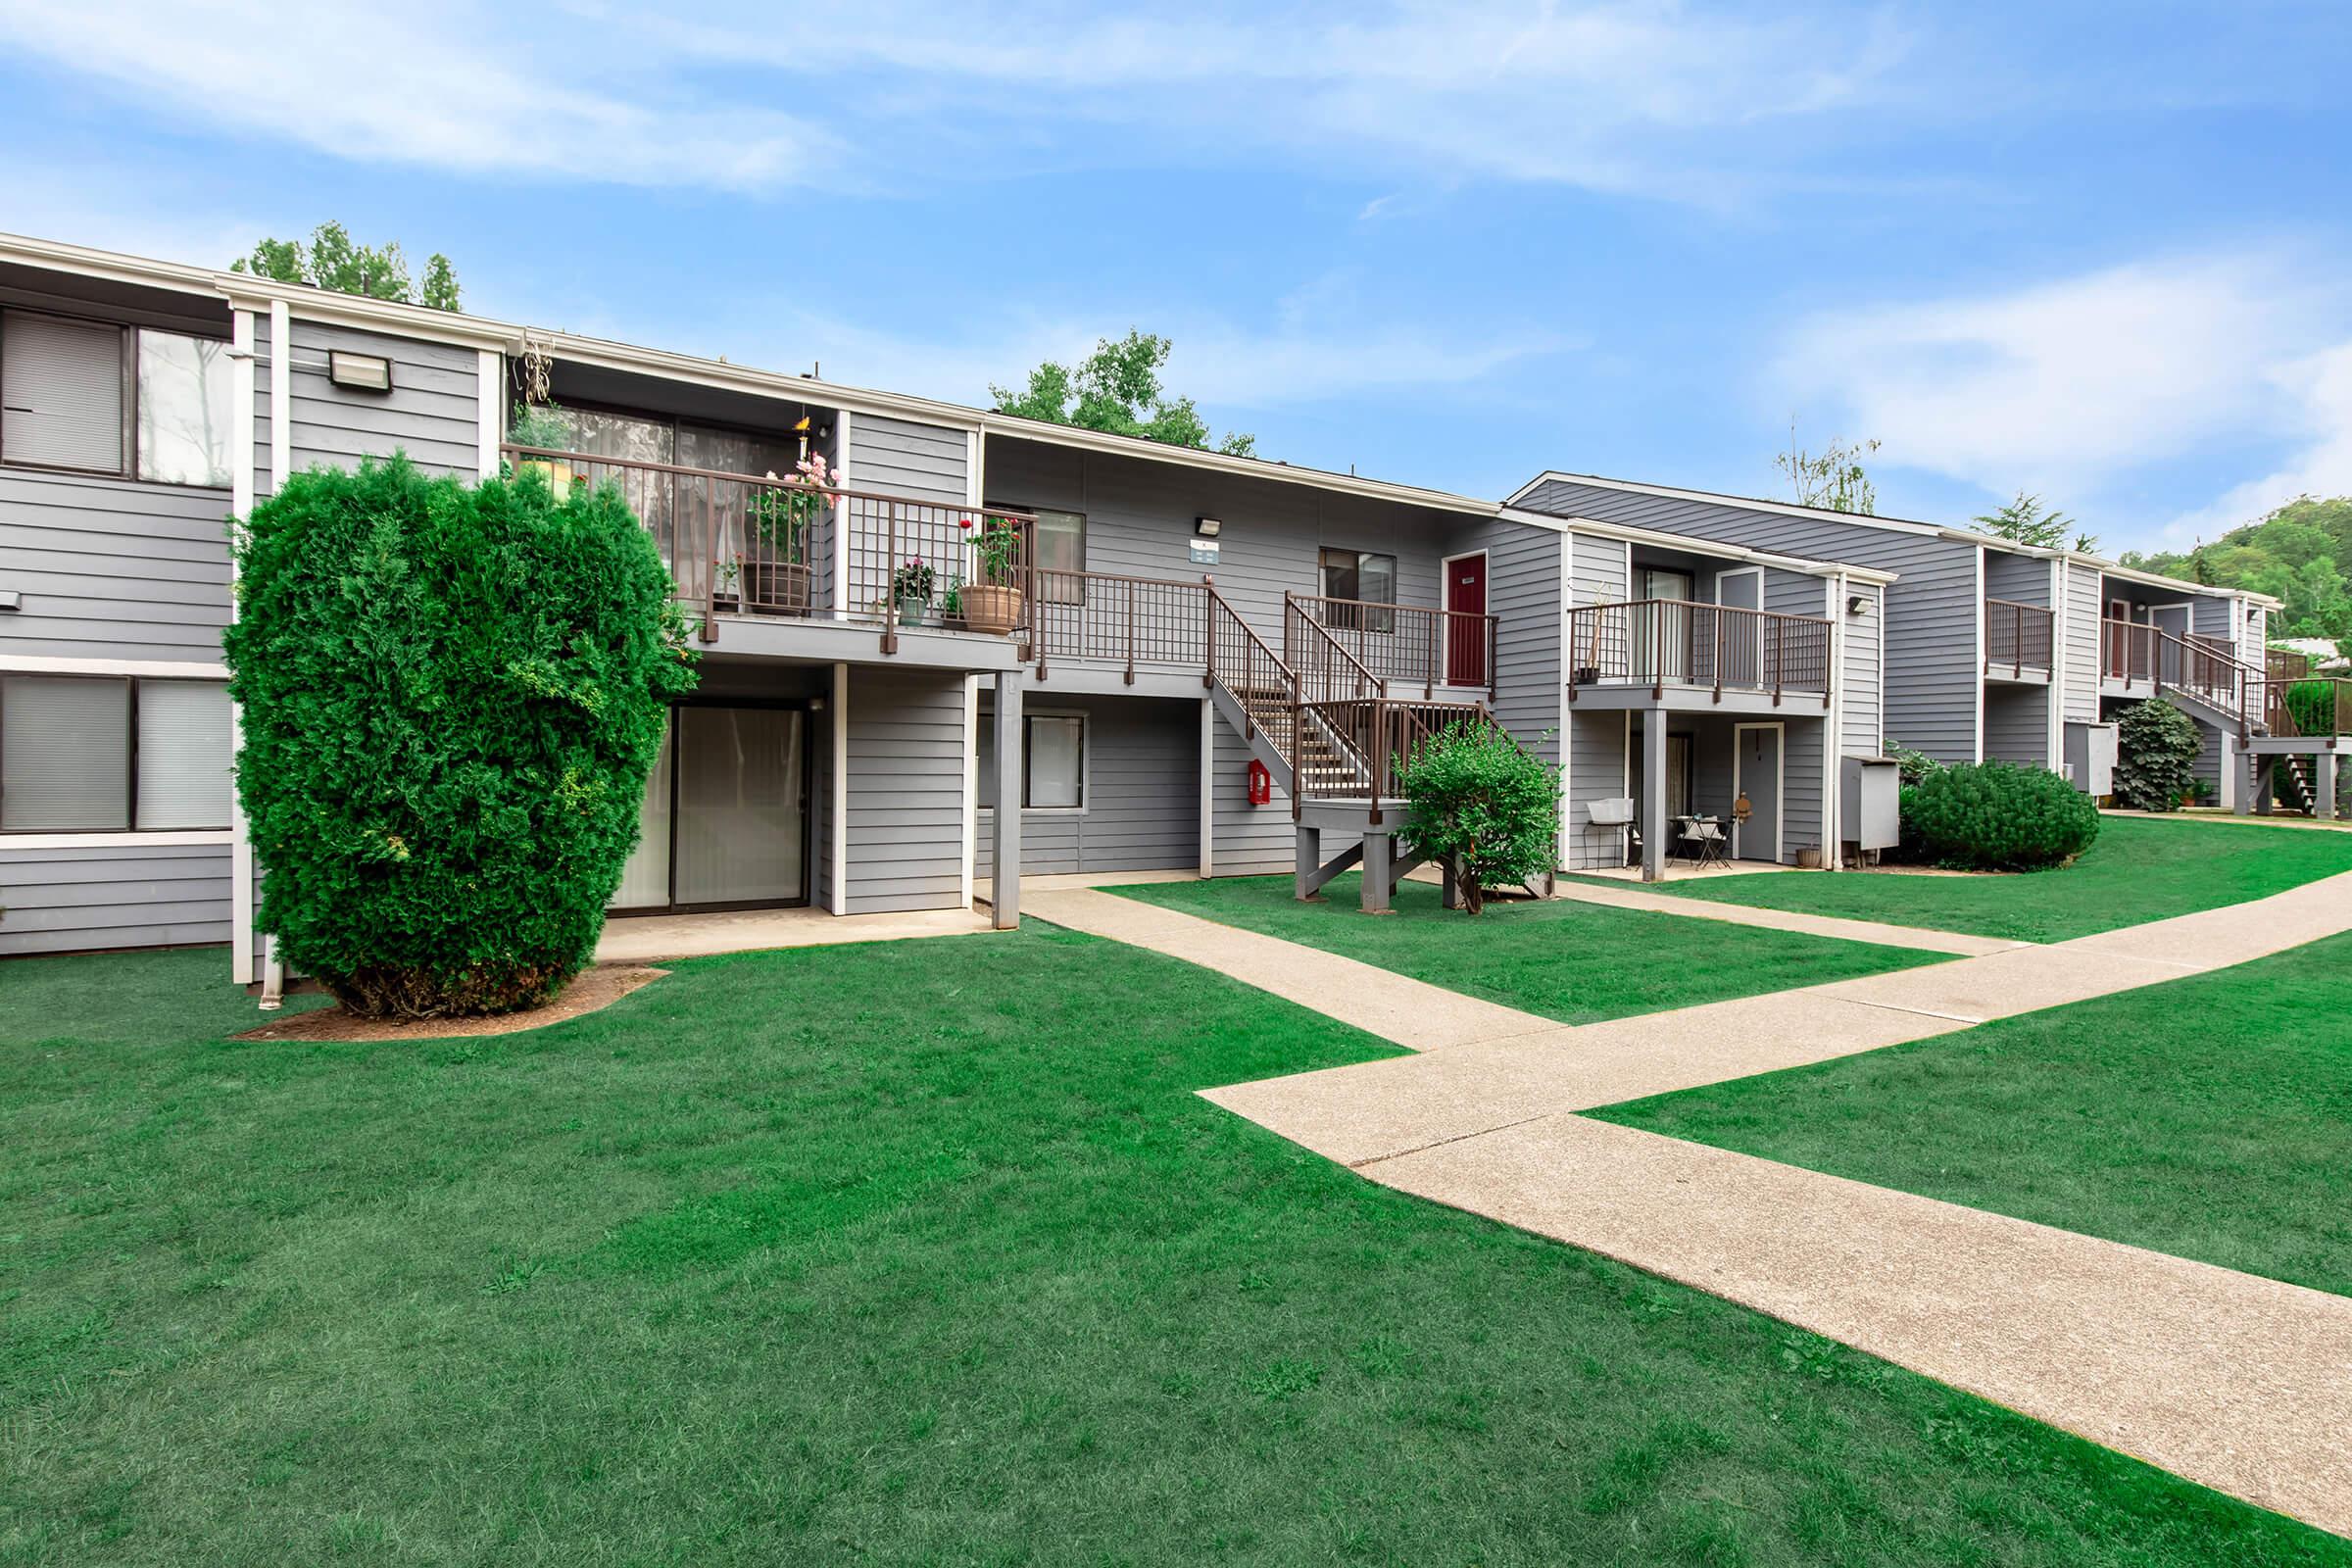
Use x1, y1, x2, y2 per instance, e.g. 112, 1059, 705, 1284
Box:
0, 0, 1914, 202
1774, 254, 2352, 548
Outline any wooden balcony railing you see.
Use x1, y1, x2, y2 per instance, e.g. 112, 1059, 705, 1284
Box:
2246, 677, 2352, 740
500, 443, 1036, 650
2100, 617, 2160, 683
1984, 598, 2054, 675
1029, 570, 1209, 683
1286, 592, 1498, 698
1565, 598, 1832, 706
1282, 595, 1386, 706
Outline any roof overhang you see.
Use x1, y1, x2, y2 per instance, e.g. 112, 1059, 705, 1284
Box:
1500, 507, 1899, 587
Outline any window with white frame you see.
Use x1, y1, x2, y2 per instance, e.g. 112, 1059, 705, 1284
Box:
1, 310, 233, 488
973, 710, 1086, 810
0, 675, 232, 832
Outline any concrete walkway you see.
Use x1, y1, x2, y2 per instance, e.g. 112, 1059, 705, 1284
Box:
1544, 878, 2018, 956
1035, 870, 2352, 1534
596, 905, 995, 963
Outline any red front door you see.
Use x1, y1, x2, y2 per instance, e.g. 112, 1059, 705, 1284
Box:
1446, 554, 1488, 687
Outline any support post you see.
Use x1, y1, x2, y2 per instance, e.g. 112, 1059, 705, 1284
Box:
2319, 754, 2339, 822
1295, 825, 1320, 901
1361, 831, 1394, 913
2237, 749, 2256, 815
1641, 711, 1668, 883
991, 670, 1022, 927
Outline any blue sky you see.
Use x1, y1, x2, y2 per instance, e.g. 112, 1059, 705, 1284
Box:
5, 1, 2350, 555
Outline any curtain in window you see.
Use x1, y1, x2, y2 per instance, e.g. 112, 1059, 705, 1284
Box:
2, 313, 123, 472
678, 423, 803, 575
135, 680, 231, 829
135, 331, 232, 487
1032, 510, 1086, 604
1, 676, 128, 830
1026, 715, 1083, 808
609, 713, 674, 908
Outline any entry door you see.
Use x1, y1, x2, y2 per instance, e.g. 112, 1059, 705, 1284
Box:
1714, 568, 1763, 688
1445, 553, 1488, 687
611, 705, 808, 911
2105, 598, 2132, 677
2152, 604, 2190, 684
1734, 725, 1781, 862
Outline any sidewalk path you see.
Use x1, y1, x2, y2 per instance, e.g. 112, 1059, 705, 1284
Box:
1544, 877, 2018, 956
1033, 870, 2352, 1535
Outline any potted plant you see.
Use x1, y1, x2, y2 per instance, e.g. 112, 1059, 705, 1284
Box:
742, 454, 829, 614
893, 557, 935, 626
507, 402, 575, 494
943, 574, 964, 625
713, 556, 742, 612
957, 514, 1025, 634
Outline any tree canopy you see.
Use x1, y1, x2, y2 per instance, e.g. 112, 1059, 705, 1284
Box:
231, 221, 462, 311
1975, 491, 2097, 554
2127, 495, 2352, 644
1774, 423, 1880, 514
992, 330, 1255, 457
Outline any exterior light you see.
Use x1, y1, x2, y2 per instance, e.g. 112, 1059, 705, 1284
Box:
1196, 516, 1222, 538
1846, 594, 1868, 615
327, 352, 393, 392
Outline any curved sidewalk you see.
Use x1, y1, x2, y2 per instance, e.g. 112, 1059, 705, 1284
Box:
1034, 871, 2352, 1535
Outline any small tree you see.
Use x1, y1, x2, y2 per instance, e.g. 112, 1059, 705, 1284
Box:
1775, 420, 1880, 514
1975, 491, 2098, 554
225, 456, 697, 1017
993, 330, 1255, 456
1395, 722, 1562, 915
2112, 699, 2202, 811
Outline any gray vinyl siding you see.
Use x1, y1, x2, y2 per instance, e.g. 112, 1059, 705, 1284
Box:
0, 842, 230, 955
1776, 718, 1825, 862
1211, 706, 1292, 874
287, 319, 478, 478
1522, 481, 1981, 764
2062, 562, 2102, 722
1446, 515, 1563, 764
0, 468, 232, 661
1984, 549, 2049, 606
843, 664, 968, 913
976, 692, 1199, 878
1984, 684, 2050, 765
1568, 530, 1630, 609
2236, 600, 2268, 670
1840, 581, 1884, 758
984, 435, 1452, 645
850, 414, 967, 506
1565, 710, 1631, 870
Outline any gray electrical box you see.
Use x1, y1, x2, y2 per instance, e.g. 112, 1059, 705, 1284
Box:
1841, 755, 1901, 852
2065, 721, 2118, 796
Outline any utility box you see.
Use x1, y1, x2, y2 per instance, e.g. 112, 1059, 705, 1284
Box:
2065, 721, 2119, 797
1841, 756, 1901, 852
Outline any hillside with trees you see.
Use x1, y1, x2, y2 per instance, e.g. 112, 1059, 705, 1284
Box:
2124, 496, 2352, 643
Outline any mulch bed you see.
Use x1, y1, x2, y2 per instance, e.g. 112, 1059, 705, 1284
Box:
233, 965, 666, 1043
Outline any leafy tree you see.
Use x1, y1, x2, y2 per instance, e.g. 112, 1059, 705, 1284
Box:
1975, 490, 2097, 554
231, 220, 463, 311
2129, 495, 2352, 643
1898, 761, 2098, 871
992, 330, 1255, 456
2111, 699, 2203, 812
1774, 421, 1880, 514
1394, 721, 1562, 915
224, 456, 697, 1017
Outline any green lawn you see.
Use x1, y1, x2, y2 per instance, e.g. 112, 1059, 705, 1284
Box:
5, 944, 2341, 1564
1108, 870, 1942, 1024
1592, 813, 2352, 944
1592, 929, 2352, 1298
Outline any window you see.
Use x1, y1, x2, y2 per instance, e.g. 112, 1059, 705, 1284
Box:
0, 310, 233, 487
973, 711, 1086, 810
1319, 548, 1397, 632
1031, 508, 1086, 605
136, 330, 233, 487
0, 675, 231, 832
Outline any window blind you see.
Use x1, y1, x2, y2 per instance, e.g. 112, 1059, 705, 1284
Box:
1, 676, 129, 830
1026, 715, 1083, 808
2, 312, 124, 472
135, 680, 232, 829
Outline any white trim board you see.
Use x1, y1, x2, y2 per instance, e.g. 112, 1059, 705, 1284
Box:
1438, 547, 1489, 686
0, 829, 234, 851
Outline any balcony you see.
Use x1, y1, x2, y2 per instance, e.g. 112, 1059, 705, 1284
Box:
1984, 597, 2054, 681
1565, 598, 1832, 709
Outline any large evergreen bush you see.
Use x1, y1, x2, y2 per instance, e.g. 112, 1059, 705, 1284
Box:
1396, 721, 1562, 914
2112, 699, 2202, 812
225, 457, 697, 1017
1900, 761, 2098, 871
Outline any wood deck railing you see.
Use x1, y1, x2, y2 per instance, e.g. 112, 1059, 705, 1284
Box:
2246, 676, 2352, 740
1564, 598, 1831, 706
1029, 570, 1208, 682
1285, 592, 1497, 698
1984, 598, 2054, 675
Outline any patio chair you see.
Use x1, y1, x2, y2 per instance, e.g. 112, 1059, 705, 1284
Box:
1687, 816, 1728, 870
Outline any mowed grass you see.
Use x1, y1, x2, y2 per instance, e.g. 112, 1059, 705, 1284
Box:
1108, 871, 1941, 1024
1593, 929, 2352, 1298
1594, 813, 2352, 944
4, 938, 2344, 1566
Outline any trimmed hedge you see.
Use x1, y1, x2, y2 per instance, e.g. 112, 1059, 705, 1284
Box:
1900, 761, 2099, 872
2113, 698, 2202, 812
224, 457, 697, 1017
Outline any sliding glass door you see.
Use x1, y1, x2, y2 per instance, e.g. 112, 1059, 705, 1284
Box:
610, 704, 808, 912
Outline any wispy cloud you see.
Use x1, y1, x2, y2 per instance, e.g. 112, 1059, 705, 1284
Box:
0, 0, 1917, 203
1773, 253, 2352, 548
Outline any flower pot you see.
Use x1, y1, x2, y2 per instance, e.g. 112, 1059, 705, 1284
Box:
743, 561, 810, 615
1572, 665, 1601, 685
898, 595, 929, 627
960, 583, 1023, 635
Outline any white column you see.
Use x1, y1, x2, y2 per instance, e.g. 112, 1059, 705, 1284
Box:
1198, 697, 1215, 877
1641, 710, 1668, 882
229, 307, 256, 986
991, 670, 1023, 928
475, 348, 502, 479
830, 662, 850, 913
960, 675, 979, 907
832, 412, 855, 622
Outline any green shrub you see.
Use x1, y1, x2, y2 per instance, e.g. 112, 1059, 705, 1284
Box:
1396, 721, 1562, 914
1899, 761, 2099, 872
2284, 679, 2342, 738
2113, 699, 2202, 812
225, 457, 697, 1017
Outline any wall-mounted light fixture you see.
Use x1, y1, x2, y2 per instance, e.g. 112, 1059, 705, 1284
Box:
1196, 515, 1223, 538
1846, 593, 1869, 615
327, 351, 393, 393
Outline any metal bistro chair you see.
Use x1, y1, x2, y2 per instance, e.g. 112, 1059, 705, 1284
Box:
1685, 814, 1728, 870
